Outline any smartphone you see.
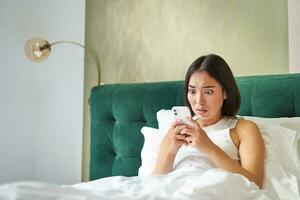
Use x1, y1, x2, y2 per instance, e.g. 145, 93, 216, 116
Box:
171, 106, 192, 126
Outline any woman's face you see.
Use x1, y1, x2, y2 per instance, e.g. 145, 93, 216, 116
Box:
187, 71, 226, 126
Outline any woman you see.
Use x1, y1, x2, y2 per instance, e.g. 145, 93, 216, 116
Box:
152, 54, 265, 189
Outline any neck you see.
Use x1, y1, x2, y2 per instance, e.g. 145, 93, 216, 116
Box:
197, 115, 224, 128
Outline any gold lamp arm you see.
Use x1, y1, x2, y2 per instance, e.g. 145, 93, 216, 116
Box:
25, 37, 100, 86
50, 40, 101, 86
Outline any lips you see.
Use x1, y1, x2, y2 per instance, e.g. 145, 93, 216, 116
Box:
195, 108, 208, 115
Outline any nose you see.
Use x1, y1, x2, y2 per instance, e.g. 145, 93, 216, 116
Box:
196, 91, 205, 105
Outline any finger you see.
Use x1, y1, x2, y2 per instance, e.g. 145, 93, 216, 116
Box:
179, 127, 194, 136
174, 124, 189, 134
174, 134, 187, 141
171, 119, 186, 128
169, 124, 185, 133
173, 119, 183, 125
178, 139, 189, 146
171, 121, 177, 128
185, 115, 193, 122
186, 136, 193, 143
184, 116, 198, 128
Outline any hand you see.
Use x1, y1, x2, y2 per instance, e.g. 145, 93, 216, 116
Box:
179, 117, 216, 153
158, 120, 189, 157
152, 120, 189, 174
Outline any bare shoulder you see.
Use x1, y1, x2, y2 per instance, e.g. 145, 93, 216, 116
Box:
234, 118, 261, 139
235, 118, 259, 129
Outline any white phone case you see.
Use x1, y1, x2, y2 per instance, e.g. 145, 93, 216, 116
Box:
171, 106, 192, 126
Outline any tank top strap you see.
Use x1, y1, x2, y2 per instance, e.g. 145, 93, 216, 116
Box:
226, 117, 240, 129
200, 116, 240, 133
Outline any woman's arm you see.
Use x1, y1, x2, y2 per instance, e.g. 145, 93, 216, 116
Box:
152, 123, 188, 174
232, 120, 265, 188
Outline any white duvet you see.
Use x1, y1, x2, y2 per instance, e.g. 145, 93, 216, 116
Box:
1, 121, 300, 199
0, 167, 276, 200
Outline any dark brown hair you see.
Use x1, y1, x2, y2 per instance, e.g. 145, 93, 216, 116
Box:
184, 54, 240, 117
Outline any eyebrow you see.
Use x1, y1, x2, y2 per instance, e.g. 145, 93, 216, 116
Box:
188, 85, 216, 89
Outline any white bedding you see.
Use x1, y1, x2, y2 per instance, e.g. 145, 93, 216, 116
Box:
0, 167, 276, 200
1, 116, 300, 199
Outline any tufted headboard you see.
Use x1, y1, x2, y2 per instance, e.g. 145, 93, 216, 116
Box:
89, 73, 300, 180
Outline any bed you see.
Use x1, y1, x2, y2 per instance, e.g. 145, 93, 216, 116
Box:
1, 73, 300, 200
89, 73, 300, 179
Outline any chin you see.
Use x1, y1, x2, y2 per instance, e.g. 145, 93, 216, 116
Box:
195, 113, 210, 119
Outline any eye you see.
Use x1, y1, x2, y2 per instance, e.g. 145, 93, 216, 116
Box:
188, 89, 196, 94
204, 89, 213, 95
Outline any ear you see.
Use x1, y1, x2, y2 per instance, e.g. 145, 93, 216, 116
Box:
223, 91, 227, 100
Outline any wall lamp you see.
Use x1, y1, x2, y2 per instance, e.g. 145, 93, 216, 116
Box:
25, 37, 100, 86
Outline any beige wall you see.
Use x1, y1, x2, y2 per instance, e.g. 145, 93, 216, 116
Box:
288, 0, 300, 72
86, 0, 288, 84
82, 0, 288, 181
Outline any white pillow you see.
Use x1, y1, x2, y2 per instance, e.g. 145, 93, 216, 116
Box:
138, 127, 163, 176
138, 110, 174, 176
156, 109, 173, 135
255, 122, 299, 196
242, 116, 300, 140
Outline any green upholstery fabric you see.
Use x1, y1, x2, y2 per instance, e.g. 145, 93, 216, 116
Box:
89, 73, 300, 180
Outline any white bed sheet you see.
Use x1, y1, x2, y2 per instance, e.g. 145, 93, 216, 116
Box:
0, 166, 286, 200
1, 117, 300, 200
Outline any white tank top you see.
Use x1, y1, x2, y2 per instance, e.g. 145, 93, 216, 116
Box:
173, 116, 240, 171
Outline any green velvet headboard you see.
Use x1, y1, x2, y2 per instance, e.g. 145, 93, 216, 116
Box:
89, 73, 300, 181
